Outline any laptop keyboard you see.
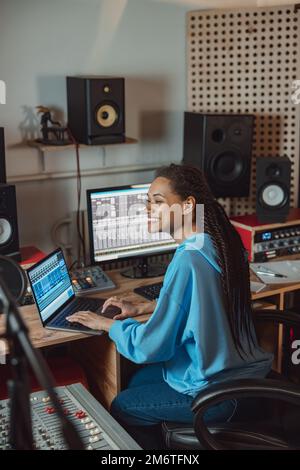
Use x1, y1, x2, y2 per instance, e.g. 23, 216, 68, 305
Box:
50, 297, 120, 331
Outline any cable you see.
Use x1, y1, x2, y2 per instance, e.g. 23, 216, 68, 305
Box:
67, 128, 86, 268
68, 259, 78, 271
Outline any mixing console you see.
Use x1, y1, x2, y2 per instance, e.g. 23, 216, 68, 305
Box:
70, 265, 115, 294
0, 383, 140, 450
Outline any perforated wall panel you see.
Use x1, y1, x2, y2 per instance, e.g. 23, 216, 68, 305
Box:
187, 5, 300, 215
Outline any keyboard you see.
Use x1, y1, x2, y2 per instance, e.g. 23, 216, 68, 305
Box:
50, 297, 121, 330
134, 281, 163, 301
135, 280, 268, 301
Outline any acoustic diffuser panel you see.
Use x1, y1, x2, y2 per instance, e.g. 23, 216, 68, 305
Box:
187, 5, 300, 215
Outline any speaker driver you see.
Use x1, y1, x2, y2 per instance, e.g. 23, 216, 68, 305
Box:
210, 151, 244, 183
266, 163, 281, 178
0, 218, 12, 245
96, 104, 118, 128
260, 184, 287, 209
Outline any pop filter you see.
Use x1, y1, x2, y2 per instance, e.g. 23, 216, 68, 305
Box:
0, 255, 27, 303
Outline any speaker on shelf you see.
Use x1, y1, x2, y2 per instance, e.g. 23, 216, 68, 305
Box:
0, 127, 7, 184
66, 76, 125, 145
183, 112, 254, 198
0, 184, 20, 261
256, 156, 291, 224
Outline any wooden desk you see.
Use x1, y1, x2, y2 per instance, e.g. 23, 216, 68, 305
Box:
0, 270, 159, 408
0, 268, 299, 409
0, 270, 158, 353
250, 269, 300, 374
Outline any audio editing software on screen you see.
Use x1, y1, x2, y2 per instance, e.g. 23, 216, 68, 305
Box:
90, 187, 176, 262
28, 251, 73, 322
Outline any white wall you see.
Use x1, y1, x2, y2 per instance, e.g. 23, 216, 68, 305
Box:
0, 0, 190, 253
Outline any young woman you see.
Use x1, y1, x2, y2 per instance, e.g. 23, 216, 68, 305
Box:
67, 164, 273, 449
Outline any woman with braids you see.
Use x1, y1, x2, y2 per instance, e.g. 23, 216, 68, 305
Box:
67, 163, 273, 448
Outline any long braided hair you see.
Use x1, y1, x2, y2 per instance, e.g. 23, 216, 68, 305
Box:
156, 163, 255, 357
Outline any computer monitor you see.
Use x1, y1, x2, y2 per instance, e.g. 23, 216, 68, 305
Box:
87, 184, 178, 278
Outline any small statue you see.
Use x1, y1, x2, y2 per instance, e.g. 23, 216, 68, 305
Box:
35, 106, 71, 145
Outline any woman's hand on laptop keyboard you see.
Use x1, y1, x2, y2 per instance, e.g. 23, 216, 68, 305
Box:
66, 311, 113, 332
101, 296, 156, 320
66, 296, 157, 331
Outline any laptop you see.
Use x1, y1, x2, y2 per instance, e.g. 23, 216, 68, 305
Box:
27, 248, 121, 335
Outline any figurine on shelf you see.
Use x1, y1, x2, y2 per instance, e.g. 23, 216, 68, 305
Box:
35, 106, 71, 145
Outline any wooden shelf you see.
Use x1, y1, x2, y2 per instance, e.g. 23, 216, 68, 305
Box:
8, 161, 173, 184
27, 136, 138, 153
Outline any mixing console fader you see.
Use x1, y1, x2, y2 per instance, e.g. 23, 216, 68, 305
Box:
0, 383, 141, 450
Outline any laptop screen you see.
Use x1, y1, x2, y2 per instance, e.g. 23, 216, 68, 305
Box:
27, 249, 74, 322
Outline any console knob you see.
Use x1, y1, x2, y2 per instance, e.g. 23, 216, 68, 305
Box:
45, 407, 55, 414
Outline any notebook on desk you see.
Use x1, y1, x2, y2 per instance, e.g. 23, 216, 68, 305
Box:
250, 281, 266, 293
26, 248, 121, 335
251, 260, 300, 285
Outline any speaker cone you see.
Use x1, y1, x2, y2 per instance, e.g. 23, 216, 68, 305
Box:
260, 183, 287, 209
0, 218, 12, 245
96, 104, 118, 128
210, 151, 245, 184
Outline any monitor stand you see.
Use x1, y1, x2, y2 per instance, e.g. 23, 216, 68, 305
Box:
121, 256, 168, 279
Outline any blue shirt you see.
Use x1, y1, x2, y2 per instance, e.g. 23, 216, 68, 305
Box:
109, 232, 273, 397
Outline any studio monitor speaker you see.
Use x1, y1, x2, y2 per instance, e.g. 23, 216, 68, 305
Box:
256, 156, 291, 223
183, 112, 254, 198
0, 127, 7, 184
66, 76, 125, 145
0, 184, 20, 261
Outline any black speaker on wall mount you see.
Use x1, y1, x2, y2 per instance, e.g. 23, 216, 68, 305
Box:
256, 156, 291, 224
183, 112, 254, 198
0, 184, 21, 261
0, 129, 20, 261
0, 127, 7, 183
66, 76, 125, 145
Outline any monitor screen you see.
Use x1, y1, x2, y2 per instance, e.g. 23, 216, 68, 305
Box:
27, 249, 74, 322
87, 184, 178, 264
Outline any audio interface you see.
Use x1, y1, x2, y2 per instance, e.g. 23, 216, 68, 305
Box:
230, 209, 300, 262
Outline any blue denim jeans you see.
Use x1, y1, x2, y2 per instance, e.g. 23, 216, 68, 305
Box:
110, 363, 237, 449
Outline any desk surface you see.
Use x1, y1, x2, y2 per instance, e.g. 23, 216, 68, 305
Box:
0, 270, 160, 354
1, 268, 300, 354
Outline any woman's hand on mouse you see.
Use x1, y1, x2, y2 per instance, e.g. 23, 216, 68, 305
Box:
101, 297, 156, 320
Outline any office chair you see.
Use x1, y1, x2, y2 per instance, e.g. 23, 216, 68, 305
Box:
162, 309, 300, 450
